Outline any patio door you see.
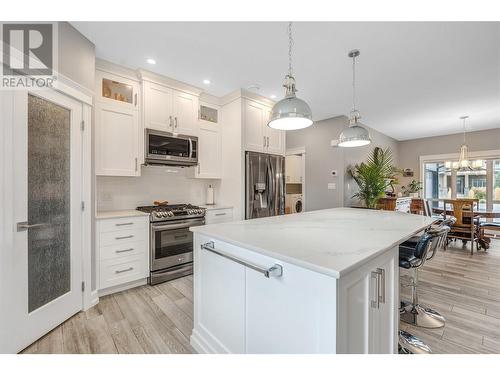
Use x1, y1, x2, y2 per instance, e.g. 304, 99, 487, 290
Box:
6, 89, 83, 353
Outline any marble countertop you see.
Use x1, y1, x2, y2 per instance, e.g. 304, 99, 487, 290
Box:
191, 207, 435, 278
96, 209, 150, 220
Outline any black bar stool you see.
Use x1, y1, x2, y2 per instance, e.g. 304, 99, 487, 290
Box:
400, 225, 451, 328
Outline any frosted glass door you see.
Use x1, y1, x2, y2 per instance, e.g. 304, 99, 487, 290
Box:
27, 94, 71, 312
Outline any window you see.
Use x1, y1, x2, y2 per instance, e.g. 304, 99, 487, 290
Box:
423, 156, 499, 212
494, 160, 500, 211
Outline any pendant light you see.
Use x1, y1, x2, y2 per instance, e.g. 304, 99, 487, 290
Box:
268, 22, 313, 130
338, 49, 371, 147
457, 116, 471, 170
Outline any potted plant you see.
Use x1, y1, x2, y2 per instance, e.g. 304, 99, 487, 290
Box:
348, 147, 400, 209
401, 180, 423, 198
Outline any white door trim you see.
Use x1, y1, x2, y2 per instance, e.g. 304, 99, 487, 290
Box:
0, 84, 92, 353
286, 147, 306, 212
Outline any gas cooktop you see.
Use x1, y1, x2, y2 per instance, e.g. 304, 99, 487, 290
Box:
136, 204, 206, 222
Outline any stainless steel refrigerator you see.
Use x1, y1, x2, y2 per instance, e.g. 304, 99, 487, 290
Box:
245, 151, 285, 219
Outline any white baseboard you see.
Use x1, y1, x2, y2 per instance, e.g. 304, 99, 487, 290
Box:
98, 278, 148, 297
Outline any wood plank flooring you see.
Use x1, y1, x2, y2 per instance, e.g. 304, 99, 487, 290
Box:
22, 239, 500, 354
400, 239, 500, 354
22, 276, 194, 354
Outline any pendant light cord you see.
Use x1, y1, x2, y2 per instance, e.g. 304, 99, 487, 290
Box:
463, 117, 466, 144
352, 53, 356, 112
288, 22, 294, 77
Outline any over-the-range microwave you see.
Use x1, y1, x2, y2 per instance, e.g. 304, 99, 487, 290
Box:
145, 128, 198, 167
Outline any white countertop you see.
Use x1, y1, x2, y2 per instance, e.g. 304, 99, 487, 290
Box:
96, 209, 150, 220
191, 207, 435, 278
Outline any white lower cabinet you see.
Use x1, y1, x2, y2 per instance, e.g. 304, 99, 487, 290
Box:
191, 233, 398, 354
336, 247, 398, 354
96, 215, 150, 294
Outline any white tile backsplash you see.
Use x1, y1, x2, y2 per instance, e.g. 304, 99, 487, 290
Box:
96, 165, 220, 211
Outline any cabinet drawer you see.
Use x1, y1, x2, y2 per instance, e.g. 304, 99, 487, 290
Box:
100, 227, 147, 247
99, 240, 148, 261
205, 208, 233, 224
99, 255, 148, 290
99, 216, 148, 233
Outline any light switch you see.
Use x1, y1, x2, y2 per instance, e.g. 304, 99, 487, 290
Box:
328, 183, 336, 190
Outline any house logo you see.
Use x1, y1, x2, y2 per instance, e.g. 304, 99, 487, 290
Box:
1, 22, 58, 89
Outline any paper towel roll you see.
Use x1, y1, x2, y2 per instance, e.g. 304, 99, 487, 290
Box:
206, 184, 214, 205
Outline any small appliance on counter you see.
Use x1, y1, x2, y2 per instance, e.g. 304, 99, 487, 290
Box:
136, 203, 206, 285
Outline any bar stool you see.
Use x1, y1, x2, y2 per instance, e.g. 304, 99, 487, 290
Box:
400, 226, 450, 328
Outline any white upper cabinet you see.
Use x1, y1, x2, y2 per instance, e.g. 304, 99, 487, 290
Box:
95, 68, 141, 176
96, 70, 140, 110
244, 99, 266, 152
263, 107, 285, 155
195, 101, 222, 179
95, 101, 140, 176
243, 99, 285, 155
172, 90, 198, 136
144, 81, 173, 132
142, 76, 200, 137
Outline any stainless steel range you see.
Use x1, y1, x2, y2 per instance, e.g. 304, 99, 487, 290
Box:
136, 204, 206, 285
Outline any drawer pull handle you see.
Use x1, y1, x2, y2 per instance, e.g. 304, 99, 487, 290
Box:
201, 241, 283, 278
174, 234, 188, 240
115, 235, 134, 240
115, 267, 134, 274
116, 248, 134, 254
116, 222, 134, 226
215, 213, 227, 216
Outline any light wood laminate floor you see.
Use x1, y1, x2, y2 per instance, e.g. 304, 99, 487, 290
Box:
22, 276, 194, 354
22, 240, 500, 354
400, 239, 500, 354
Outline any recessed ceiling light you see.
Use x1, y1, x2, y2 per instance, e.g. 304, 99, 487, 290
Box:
203, 79, 211, 85
270, 94, 277, 99
146, 58, 156, 65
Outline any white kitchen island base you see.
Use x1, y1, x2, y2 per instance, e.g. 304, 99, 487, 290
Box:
190, 208, 433, 354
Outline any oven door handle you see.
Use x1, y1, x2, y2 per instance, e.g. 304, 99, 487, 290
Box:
151, 219, 205, 231
188, 138, 193, 159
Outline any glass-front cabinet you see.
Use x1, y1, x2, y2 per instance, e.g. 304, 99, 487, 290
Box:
96, 70, 140, 110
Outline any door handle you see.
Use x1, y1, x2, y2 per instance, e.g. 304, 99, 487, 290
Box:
135, 157, 138, 172
266, 136, 269, 148
17, 222, 48, 231
169, 116, 173, 128
134, 93, 137, 107
378, 268, 386, 304
174, 117, 178, 128
263, 136, 266, 147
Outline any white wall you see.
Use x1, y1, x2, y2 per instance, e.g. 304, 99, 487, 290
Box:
96, 166, 220, 211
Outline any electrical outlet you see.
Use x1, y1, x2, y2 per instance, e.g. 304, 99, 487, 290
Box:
328, 183, 336, 190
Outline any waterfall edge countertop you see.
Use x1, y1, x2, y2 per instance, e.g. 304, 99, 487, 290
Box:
190, 207, 435, 278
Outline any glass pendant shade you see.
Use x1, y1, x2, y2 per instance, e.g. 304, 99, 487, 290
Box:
268, 95, 313, 130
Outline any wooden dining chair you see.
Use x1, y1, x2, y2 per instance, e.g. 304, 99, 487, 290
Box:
443, 199, 479, 255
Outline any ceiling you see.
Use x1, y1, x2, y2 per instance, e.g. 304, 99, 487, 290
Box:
72, 22, 500, 140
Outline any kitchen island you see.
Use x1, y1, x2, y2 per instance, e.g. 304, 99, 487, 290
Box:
190, 208, 435, 354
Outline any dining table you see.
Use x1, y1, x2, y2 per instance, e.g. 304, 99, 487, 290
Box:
431, 207, 500, 219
